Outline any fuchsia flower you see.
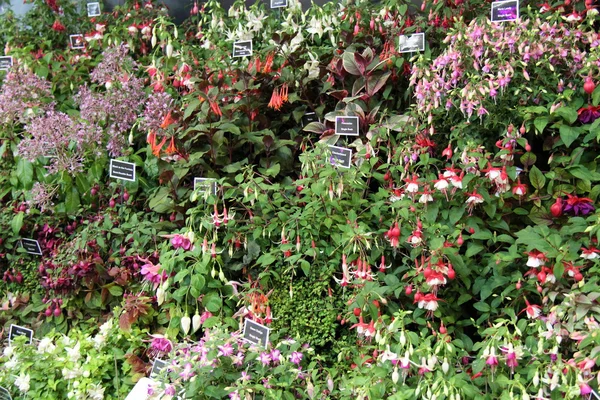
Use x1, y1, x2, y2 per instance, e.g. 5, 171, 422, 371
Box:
290, 351, 303, 365
465, 190, 484, 214
526, 250, 547, 268
259, 352, 271, 366
563, 194, 595, 216
334, 254, 351, 287
218, 343, 234, 357
578, 105, 600, 124
171, 234, 192, 250
150, 334, 172, 354
581, 246, 600, 260
179, 363, 195, 380
500, 343, 522, 373
404, 175, 420, 194
521, 298, 542, 319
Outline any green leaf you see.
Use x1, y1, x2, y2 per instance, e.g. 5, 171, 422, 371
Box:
559, 125, 581, 148
64, 187, 80, 214
553, 106, 578, 124
256, 253, 276, 266
149, 187, 172, 213
202, 292, 222, 313
342, 52, 362, 76
529, 166, 546, 190
184, 98, 201, 120
190, 275, 205, 298
11, 212, 24, 235
473, 302, 491, 312
107, 285, 123, 296
303, 122, 327, 134
533, 116, 549, 134
16, 158, 33, 187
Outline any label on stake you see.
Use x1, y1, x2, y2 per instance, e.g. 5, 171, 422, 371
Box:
150, 359, 167, 378
194, 178, 217, 196
87, 2, 101, 17
398, 33, 425, 53
335, 116, 359, 136
21, 238, 42, 255
9, 324, 33, 344
491, 0, 519, 22
302, 112, 318, 127
0, 56, 13, 71
243, 319, 270, 347
328, 145, 352, 169
271, 0, 288, 8
233, 41, 252, 58
70, 34, 85, 49
109, 159, 136, 182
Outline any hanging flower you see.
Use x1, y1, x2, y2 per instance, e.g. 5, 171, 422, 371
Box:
578, 105, 600, 123
581, 246, 600, 260
526, 250, 547, 268
465, 190, 484, 214
563, 194, 595, 216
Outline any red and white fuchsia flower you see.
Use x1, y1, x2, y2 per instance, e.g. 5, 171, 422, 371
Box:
581, 246, 600, 260
526, 250, 547, 268
465, 190, 484, 215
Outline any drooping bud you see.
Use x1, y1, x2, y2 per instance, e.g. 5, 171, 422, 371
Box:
192, 312, 201, 332
181, 314, 191, 335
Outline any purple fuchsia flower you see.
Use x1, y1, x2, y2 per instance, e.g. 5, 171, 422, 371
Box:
240, 371, 251, 381
171, 234, 192, 250
270, 349, 282, 365
578, 105, 600, 124
231, 351, 244, 367
563, 195, 595, 216
164, 385, 176, 396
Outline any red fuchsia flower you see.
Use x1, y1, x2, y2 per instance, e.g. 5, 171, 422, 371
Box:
540, 2, 552, 12
581, 246, 600, 260
385, 222, 401, 249
564, 261, 584, 281
442, 144, 453, 160
407, 228, 423, 247
563, 194, 595, 216
414, 292, 441, 315
434, 175, 450, 199
423, 265, 447, 292
465, 190, 484, 215
512, 179, 527, 198
526, 250, 547, 268
418, 186, 434, 204
404, 174, 420, 195
578, 105, 600, 124
52, 20, 65, 32
352, 258, 374, 281
521, 298, 542, 319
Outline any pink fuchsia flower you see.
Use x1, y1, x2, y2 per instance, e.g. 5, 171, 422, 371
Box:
270, 349, 282, 364
240, 371, 251, 381
521, 298, 542, 319
259, 352, 271, 366
526, 250, 547, 268
231, 351, 244, 367
580, 382, 592, 396
164, 385, 176, 396
179, 363, 195, 380
171, 234, 192, 250
218, 343, 234, 357
150, 334, 172, 354
334, 254, 351, 287
229, 391, 241, 400
290, 351, 303, 365
500, 343, 522, 373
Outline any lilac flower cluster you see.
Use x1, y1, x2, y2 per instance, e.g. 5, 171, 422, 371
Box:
89, 44, 136, 85
18, 111, 102, 174
0, 68, 54, 125
76, 46, 147, 156
411, 18, 599, 121
27, 182, 58, 213
139, 91, 173, 134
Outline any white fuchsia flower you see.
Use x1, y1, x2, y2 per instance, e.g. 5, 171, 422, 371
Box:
15, 373, 30, 393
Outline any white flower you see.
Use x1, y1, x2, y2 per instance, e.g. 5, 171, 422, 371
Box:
37, 337, 56, 354
66, 341, 81, 362
5, 357, 18, 369
62, 366, 82, 379
246, 10, 266, 33
87, 383, 105, 400
93, 334, 107, 349
304, 52, 320, 81
99, 319, 113, 336
15, 373, 30, 393
306, 16, 324, 38
3, 346, 14, 357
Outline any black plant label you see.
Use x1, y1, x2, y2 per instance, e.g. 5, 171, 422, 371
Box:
335, 116, 359, 136
110, 159, 136, 182
21, 238, 42, 255
233, 41, 253, 58
243, 319, 270, 347
9, 324, 33, 344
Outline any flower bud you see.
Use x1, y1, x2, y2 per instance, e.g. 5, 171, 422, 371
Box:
128, 131, 134, 145
166, 41, 173, 57
442, 358, 449, 374
156, 287, 165, 305
151, 35, 157, 47
392, 367, 399, 384
181, 314, 191, 335
192, 312, 201, 333
327, 374, 334, 392
533, 371, 539, 387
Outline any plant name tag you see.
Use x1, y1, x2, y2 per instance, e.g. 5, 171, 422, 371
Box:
110, 159, 136, 182
0, 56, 13, 71
9, 324, 33, 344
87, 2, 101, 17
233, 41, 253, 58
271, 0, 288, 8
21, 238, 42, 255
335, 116, 359, 136
70, 34, 85, 49
399, 33, 425, 53
302, 112, 318, 127
243, 319, 270, 347
124, 377, 155, 400
328, 145, 352, 169
194, 178, 217, 196
150, 359, 167, 378
491, 0, 519, 22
